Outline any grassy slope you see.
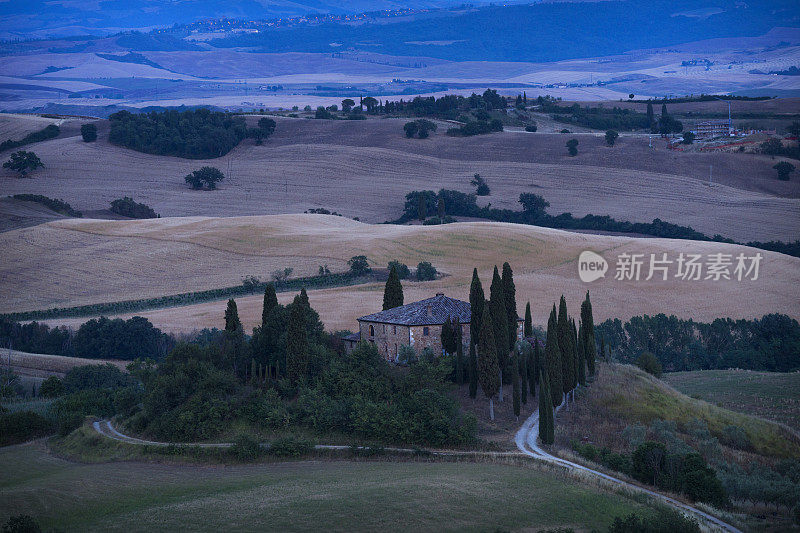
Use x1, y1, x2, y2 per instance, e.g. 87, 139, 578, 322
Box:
3, 214, 796, 333
1, 441, 656, 532
557, 363, 800, 459
664, 370, 800, 434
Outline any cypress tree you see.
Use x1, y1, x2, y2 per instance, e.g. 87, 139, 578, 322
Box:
524, 302, 532, 338
286, 294, 309, 384
489, 266, 509, 401
468, 341, 478, 398
538, 369, 554, 445
262, 284, 278, 327
519, 341, 528, 405
600, 334, 606, 362
545, 305, 563, 407
225, 299, 241, 332
661, 103, 668, 117
512, 350, 521, 420
437, 196, 446, 218
502, 262, 518, 349
477, 304, 500, 420
469, 268, 484, 349
455, 322, 465, 385
530, 336, 540, 397
417, 192, 427, 220
250, 358, 257, 385
383, 264, 404, 310
577, 321, 587, 387
646, 102, 654, 128
571, 319, 579, 392
557, 296, 573, 400
581, 291, 597, 378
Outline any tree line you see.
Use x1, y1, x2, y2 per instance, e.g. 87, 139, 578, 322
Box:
0, 124, 60, 152
11, 194, 82, 217
596, 313, 800, 372
398, 188, 800, 258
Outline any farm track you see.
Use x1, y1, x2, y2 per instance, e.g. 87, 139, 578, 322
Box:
515, 404, 742, 533
92, 418, 741, 532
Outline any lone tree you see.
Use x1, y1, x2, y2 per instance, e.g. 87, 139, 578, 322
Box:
471, 173, 490, 195
468, 269, 485, 398
249, 117, 276, 145
524, 302, 533, 337
605, 130, 619, 146
348, 255, 371, 276
341, 98, 355, 113
774, 161, 795, 181
566, 138, 579, 156
223, 298, 246, 376
545, 304, 563, 407
404, 121, 419, 138
185, 166, 225, 190
3, 150, 43, 177
477, 304, 500, 420
383, 264, 404, 310
81, 123, 97, 142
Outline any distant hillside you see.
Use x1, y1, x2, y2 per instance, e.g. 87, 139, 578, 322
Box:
210, 0, 800, 62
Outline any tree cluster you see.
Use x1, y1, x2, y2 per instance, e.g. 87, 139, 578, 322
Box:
185, 166, 225, 190
0, 124, 59, 152
109, 196, 159, 218
3, 150, 43, 176
403, 119, 437, 138
109, 108, 248, 159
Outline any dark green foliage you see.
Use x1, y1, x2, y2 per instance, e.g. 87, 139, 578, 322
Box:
0, 411, 52, 446
596, 313, 800, 372
477, 304, 500, 416
416, 261, 437, 281
525, 124, 537, 132
636, 352, 663, 377
774, 161, 795, 181
3, 150, 43, 176
80, 123, 97, 142
11, 194, 82, 217
538, 369, 554, 445
544, 101, 652, 132
469, 269, 485, 346
269, 437, 313, 457
73, 316, 170, 360
286, 293, 309, 384
248, 117, 276, 144
455, 325, 465, 385
501, 262, 517, 351
2, 514, 42, 533
262, 284, 278, 327
1, 124, 59, 152
417, 191, 427, 220
468, 341, 478, 398
519, 342, 528, 404
63, 364, 131, 393
557, 296, 574, 396
545, 306, 563, 407
512, 351, 520, 418
388, 261, 411, 279
529, 337, 539, 397
229, 434, 264, 461
519, 193, 550, 218
383, 264, 404, 310
605, 130, 619, 146
109, 196, 159, 218
404, 119, 437, 138
39, 376, 64, 398
681, 131, 695, 145
607, 508, 700, 533
109, 109, 247, 159
576, 321, 587, 387
573, 441, 632, 474
471, 174, 490, 196
440, 316, 458, 356
489, 267, 509, 379
524, 302, 533, 337
581, 292, 596, 377
185, 166, 225, 190
566, 138, 579, 156
447, 119, 503, 137
348, 255, 371, 276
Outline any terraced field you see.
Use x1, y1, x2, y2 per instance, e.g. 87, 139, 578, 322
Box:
2, 214, 797, 334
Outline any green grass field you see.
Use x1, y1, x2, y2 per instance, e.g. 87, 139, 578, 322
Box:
664, 370, 800, 434
1, 441, 659, 532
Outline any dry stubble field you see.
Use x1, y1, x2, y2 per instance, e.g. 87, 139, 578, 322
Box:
2, 214, 797, 334
1, 115, 798, 243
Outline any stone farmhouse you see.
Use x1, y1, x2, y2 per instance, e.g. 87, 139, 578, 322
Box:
343, 293, 524, 362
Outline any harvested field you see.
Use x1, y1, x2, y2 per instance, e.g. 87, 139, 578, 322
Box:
2, 214, 797, 334
0, 196, 66, 232
3, 349, 128, 377
0, 116, 797, 242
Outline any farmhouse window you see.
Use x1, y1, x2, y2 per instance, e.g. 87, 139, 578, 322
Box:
393, 325, 397, 334
369, 325, 375, 336
423, 327, 430, 336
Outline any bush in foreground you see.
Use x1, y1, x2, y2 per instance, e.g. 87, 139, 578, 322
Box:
0, 411, 53, 446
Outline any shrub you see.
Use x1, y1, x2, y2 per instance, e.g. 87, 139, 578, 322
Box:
185, 166, 225, 190
39, 376, 64, 398
0, 411, 53, 446
566, 138, 579, 156
56, 411, 84, 437
774, 161, 795, 181
525, 124, 537, 132
388, 261, 410, 279
229, 434, 263, 461
2, 515, 42, 533
681, 131, 695, 145
269, 437, 313, 457
636, 352, 662, 377
348, 255, 371, 276
607, 508, 699, 533
109, 197, 159, 219
605, 130, 619, 146
63, 364, 130, 392
416, 261, 437, 281
80, 123, 97, 142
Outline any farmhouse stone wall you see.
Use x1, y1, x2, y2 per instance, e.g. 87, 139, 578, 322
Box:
359, 320, 411, 362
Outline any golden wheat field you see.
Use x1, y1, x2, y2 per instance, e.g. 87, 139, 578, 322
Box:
1, 115, 798, 242
2, 214, 797, 334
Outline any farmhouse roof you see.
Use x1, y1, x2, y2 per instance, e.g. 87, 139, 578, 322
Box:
358, 293, 472, 326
